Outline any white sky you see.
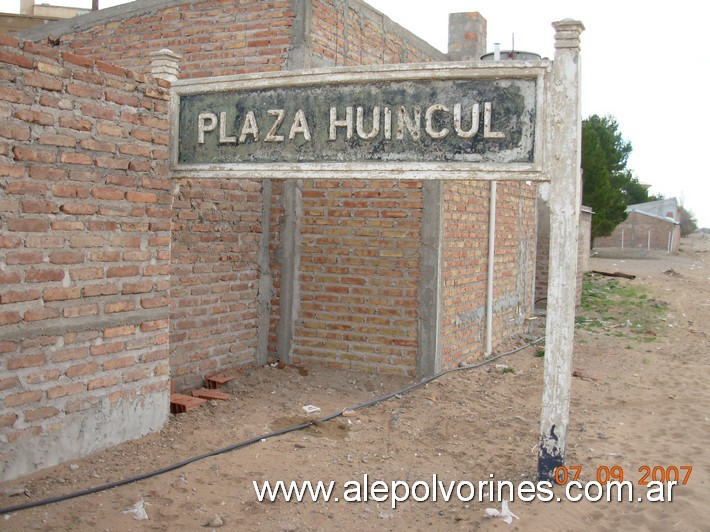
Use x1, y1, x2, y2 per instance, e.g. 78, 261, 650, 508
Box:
5, 0, 709, 227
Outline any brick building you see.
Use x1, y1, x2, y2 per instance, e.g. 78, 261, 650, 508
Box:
1, 0, 537, 480
594, 198, 681, 253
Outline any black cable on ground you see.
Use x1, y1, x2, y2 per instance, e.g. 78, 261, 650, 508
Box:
0, 337, 542, 515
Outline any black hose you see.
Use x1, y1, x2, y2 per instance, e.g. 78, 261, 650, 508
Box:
0, 337, 542, 515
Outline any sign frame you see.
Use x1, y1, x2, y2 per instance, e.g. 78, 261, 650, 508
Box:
170, 61, 551, 181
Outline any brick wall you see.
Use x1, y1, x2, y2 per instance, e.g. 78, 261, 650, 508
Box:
310, 0, 445, 67
489, 182, 536, 340
169, 179, 264, 390
15, 0, 535, 383
20, 0, 294, 79
535, 197, 591, 309
0, 34, 170, 480
292, 180, 423, 375
594, 211, 680, 252
441, 181, 490, 365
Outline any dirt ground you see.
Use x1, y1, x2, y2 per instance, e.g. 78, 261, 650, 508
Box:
1, 235, 708, 531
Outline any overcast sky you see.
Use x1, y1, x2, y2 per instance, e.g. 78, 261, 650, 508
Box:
6, 0, 708, 227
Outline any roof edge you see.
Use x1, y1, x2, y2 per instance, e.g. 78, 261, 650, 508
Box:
627, 209, 680, 225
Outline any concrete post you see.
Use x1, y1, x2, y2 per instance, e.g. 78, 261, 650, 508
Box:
149, 49, 182, 83
417, 181, 444, 376
448, 12, 488, 61
256, 180, 273, 366
538, 19, 584, 481
275, 180, 302, 364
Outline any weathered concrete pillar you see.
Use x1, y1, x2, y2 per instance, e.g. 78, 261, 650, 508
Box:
256, 180, 273, 366
538, 19, 584, 481
448, 12, 487, 61
417, 181, 444, 377
287, 0, 314, 69
275, 180, 302, 364
149, 48, 182, 82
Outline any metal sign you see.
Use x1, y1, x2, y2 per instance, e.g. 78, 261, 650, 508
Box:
170, 63, 549, 180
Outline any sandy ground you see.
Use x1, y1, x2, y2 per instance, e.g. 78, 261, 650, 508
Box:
1, 235, 708, 531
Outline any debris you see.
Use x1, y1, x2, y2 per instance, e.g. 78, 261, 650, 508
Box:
122, 499, 148, 521
592, 270, 636, 280
2, 486, 28, 498
608, 453, 624, 458
205, 514, 223, 527
484, 499, 519, 524
572, 370, 598, 382
192, 388, 230, 401
170, 393, 207, 414
302, 404, 321, 414
663, 268, 683, 278
341, 409, 357, 417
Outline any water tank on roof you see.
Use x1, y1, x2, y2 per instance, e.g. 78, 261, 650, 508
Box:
480, 50, 542, 61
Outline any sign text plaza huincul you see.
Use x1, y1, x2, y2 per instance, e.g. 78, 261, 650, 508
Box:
171, 63, 549, 180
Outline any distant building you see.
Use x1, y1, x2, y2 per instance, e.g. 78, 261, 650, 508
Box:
0, 1, 89, 35
595, 198, 681, 253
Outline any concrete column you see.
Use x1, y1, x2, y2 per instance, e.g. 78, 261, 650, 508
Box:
256, 180, 273, 366
149, 49, 182, 83
538, 19, 584, 481
448, 12, 487, 61
288, 0, 314, 69
417, 181, 444, 377
275, 180, 302, 364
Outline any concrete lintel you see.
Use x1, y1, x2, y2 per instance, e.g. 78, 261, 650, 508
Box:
417, 180, 444, 377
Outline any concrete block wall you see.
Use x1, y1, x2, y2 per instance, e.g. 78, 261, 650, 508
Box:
0, 34, 171, 480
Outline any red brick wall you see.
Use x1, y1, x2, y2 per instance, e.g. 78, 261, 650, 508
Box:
440, 181, 490, 365
310, 0, 445, 66
38, 0, 294, 79
441, 181, 536, 367
0, 35, 170, 480
534, 197, 550, 309
15, 0, 536, 385
169, 178, 263, 390
489, 182, 536, 342
292, 180, 423, 375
